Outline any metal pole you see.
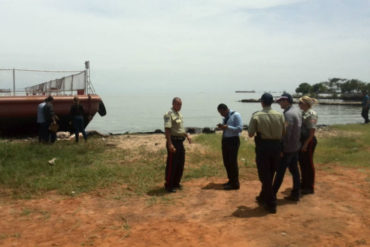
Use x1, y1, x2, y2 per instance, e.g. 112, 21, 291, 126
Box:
12, 69, 16, 96
85, 61, 89, 94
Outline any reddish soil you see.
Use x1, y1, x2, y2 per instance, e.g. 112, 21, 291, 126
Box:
1, 165, 369, 247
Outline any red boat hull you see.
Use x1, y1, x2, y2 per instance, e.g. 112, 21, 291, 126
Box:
0, 95, 103, 137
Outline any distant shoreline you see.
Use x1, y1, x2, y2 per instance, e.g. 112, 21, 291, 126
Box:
239, 99, 361, 105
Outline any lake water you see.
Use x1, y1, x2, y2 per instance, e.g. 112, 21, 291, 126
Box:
86, 92, 363, 134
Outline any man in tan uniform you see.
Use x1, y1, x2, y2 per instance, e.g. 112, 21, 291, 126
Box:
164, 97, 191, 193
248, 93, 285, 213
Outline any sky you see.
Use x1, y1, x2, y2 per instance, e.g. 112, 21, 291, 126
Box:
1, 0, 369, 95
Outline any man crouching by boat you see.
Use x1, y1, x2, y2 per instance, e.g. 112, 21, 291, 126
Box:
44, 96, 58, 143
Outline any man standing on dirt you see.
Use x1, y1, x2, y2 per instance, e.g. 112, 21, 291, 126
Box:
217, 103, 243, 190
272, 93, 302, 201
163, 97, 191, 193
248, 93, 285, 214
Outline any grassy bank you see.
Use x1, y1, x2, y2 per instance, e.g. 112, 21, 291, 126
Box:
0, 124, 369, 199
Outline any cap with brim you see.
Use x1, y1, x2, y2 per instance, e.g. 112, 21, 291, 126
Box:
276, 96, 289, 102
260, 93, 273, 105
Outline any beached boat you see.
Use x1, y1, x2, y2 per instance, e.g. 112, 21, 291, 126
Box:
0, 61, 106, 136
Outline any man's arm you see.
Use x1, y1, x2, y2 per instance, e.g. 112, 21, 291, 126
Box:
165, 128, 176, 152
248, 117, 256, 138
226, 113, 243, 133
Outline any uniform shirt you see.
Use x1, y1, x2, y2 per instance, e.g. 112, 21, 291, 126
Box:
222, 110, 243, 138
37, 102, 46, 123
301, 108, 318, 141
164, 108, 186, 137
248, 106, 285, 140
283, 106, 302, 153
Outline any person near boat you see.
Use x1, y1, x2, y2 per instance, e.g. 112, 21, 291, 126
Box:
44, 96, 58, 143
69, 96, 88, 142
37, 98, 47, 142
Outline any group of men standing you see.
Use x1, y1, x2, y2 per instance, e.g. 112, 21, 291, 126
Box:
37, 96, 57, 143
36, 95, 88, 143
163, 93, 318, 214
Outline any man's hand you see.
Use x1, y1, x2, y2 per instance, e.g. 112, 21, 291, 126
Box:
301, 143, 308, 152
217, 124, 228, 130
186, 133, 192, 144
168, 143, 176, 153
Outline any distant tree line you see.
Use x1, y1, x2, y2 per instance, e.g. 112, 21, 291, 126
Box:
295, 78, 370, 100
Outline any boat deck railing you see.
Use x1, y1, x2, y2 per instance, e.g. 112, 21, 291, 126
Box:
0, 61, 95, 96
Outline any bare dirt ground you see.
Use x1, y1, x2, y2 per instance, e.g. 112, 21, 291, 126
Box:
1, 133, 370, 247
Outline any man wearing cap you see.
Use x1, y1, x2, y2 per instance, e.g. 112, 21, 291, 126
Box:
272, 93, 302, 201
217, 103, 243, 190
164, 97, 191, 193
248, 93, 285, 213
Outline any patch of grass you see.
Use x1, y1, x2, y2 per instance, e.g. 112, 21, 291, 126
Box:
0, 137, 169, 198
1, 124, 369, 199
315, 124, 370, 167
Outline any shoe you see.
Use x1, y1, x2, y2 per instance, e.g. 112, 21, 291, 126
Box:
284, 194, 300, 201
255, 196, 264, 204
264, 205, 277, 214
222, 181, 231, 186
174, 184, 183, 190
165, 187, 176, 193
223, 184, 240, 190
301, 189, 314, 195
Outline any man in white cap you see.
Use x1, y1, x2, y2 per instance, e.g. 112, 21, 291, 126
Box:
272, 93, 302, 201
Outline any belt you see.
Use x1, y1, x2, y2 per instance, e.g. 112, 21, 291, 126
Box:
171, 136, 185, 141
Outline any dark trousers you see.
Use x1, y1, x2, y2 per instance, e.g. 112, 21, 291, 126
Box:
72, 116, 87, 142
272, 152, 300, 197
222, 136, 240, 186
46, 121, 56, 143
362, 107, 369, 123
38, 122, 49, 142
165, 138, 185, 189
256, 140, 281, 208
299, 136, 317, 192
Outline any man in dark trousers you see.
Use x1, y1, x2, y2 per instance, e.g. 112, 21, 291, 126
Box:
37, 98, 47, 142
164, 97, 191, 193
272, 93, 302, 201
217, 103, 243, 190
361, 90, 369, 124
248, 93, 285, 213
44, 96, 58, 143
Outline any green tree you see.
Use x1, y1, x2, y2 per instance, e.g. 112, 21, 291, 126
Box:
295, 82, 312, 95
340, 79, 366, 94
312, 82, 328, 94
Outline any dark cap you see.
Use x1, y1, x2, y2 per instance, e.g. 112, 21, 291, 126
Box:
260, 93, 273, 105
276, 93, 293, 104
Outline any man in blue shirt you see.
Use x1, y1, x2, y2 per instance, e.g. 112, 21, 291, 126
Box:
37, 98, 47, 142
361, 91, 369, 124
217, 103, 243, 190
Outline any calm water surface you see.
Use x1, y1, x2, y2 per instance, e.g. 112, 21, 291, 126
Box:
87, 92, 363, 134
